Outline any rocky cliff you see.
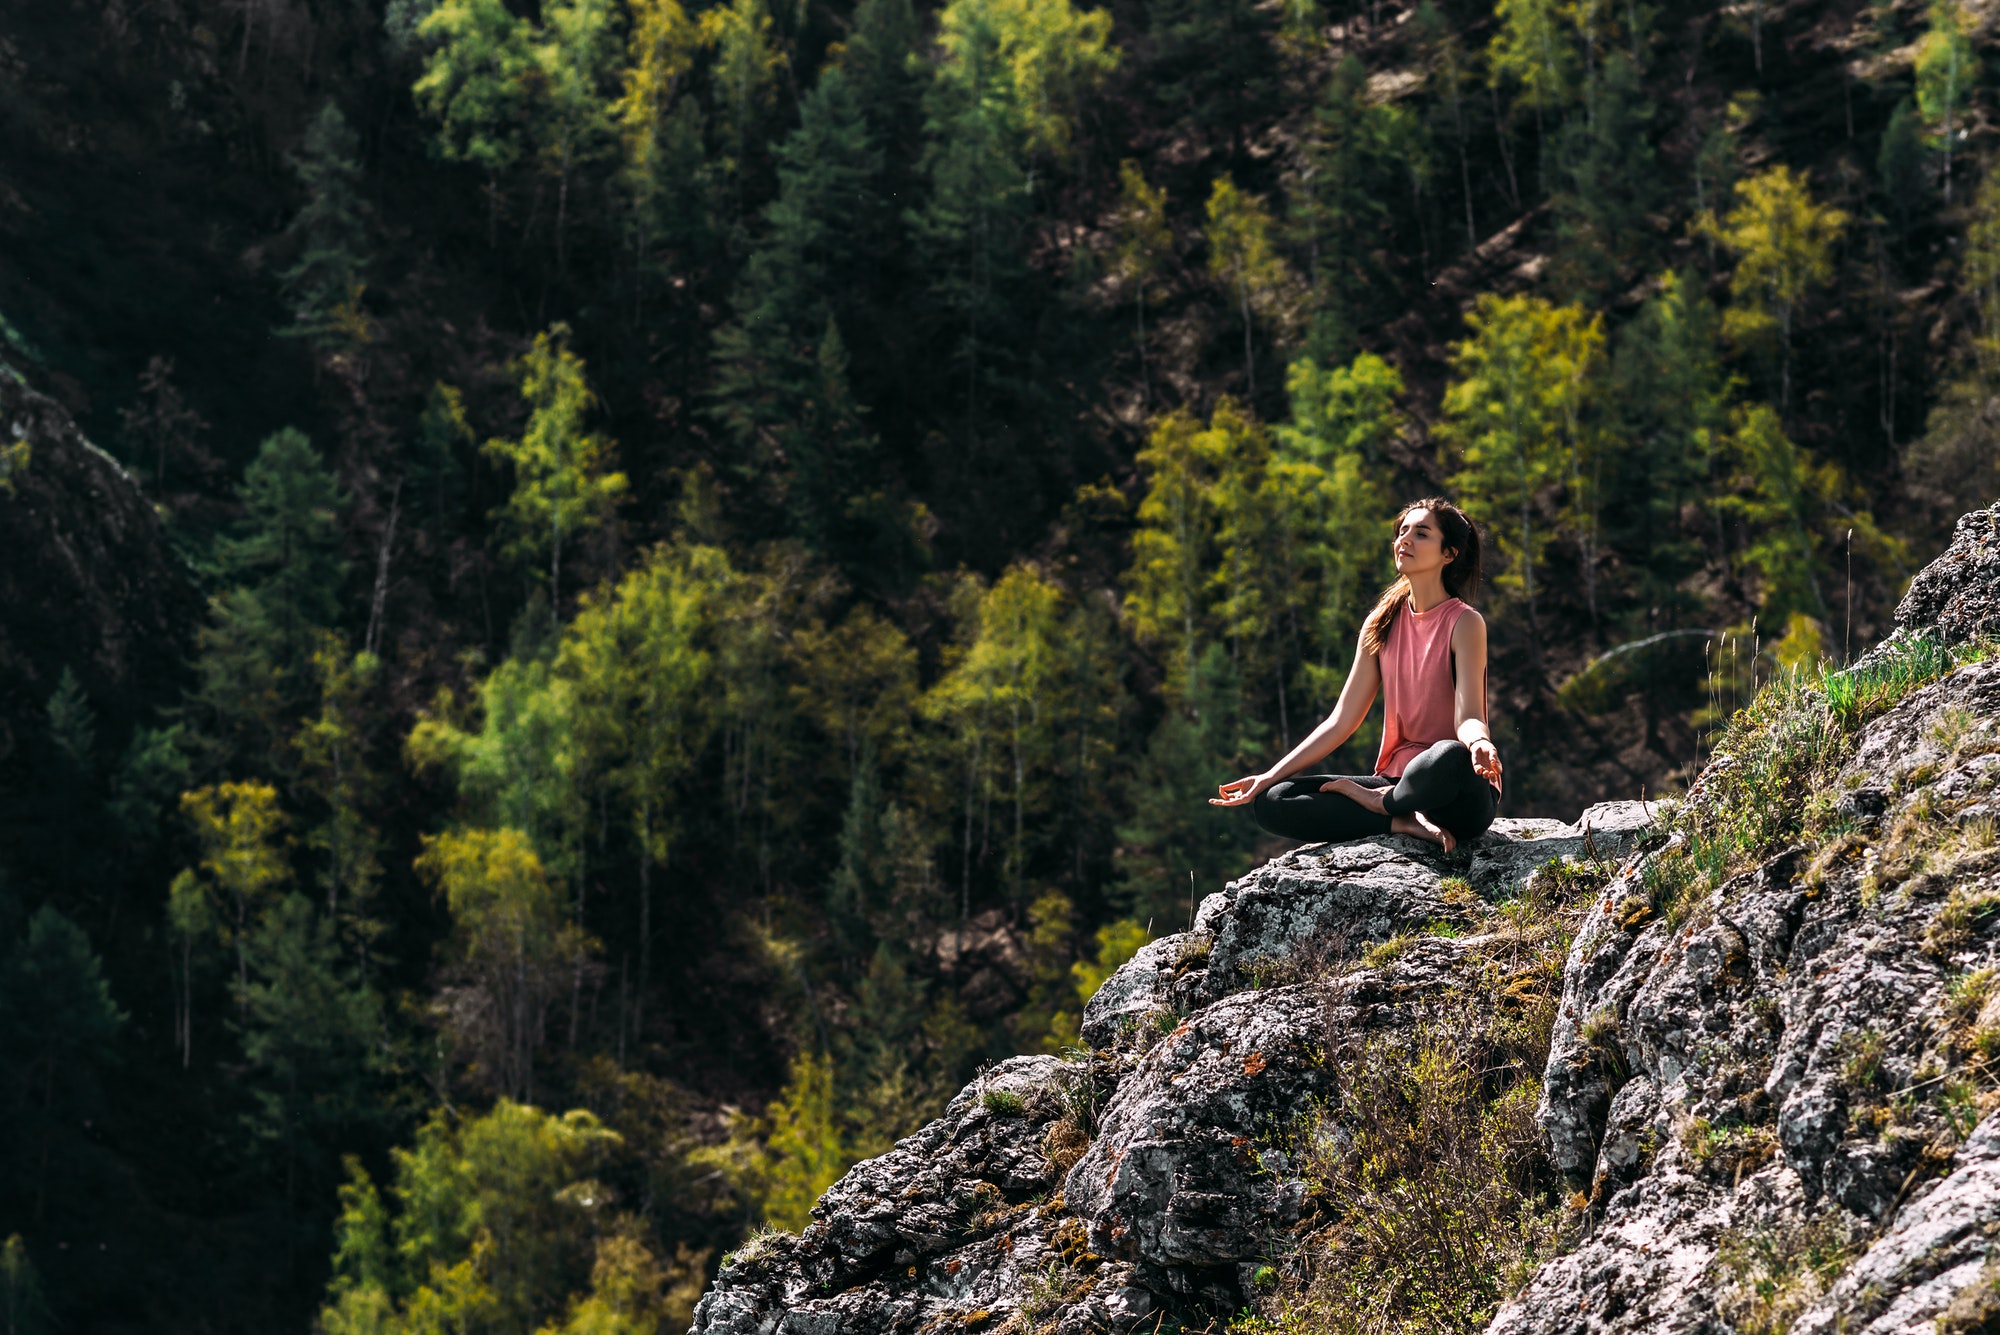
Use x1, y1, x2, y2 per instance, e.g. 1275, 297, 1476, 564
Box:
691, 504, 2000, 1335
0, 363, 200, 767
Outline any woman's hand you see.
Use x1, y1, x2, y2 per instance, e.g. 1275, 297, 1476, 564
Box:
1211, 773, 1275, 807
1471, 737, 1503, 786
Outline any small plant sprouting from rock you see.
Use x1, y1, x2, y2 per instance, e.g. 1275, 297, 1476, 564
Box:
981, 1088, 1026, 1118
722, 1222, 796, 1274
1713, 1216, 1861, 1335
1837, 1029, 1888, 1092
1360, 933, 1416, 969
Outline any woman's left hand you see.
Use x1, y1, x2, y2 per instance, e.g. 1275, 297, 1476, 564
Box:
1470, 738, 1503, 786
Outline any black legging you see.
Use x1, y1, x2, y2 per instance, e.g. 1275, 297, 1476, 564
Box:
1251, 739, 1499, 845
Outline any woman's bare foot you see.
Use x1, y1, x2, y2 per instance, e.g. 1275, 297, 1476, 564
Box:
1319, 777, 1389, 814
1392, 812, 1457, 854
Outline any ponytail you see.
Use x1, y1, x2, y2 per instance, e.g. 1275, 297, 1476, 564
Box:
1359, 498, 1484, 656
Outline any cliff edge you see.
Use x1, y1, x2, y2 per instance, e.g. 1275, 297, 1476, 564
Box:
0, 364, 200, 768
692, 501, 2000, 1334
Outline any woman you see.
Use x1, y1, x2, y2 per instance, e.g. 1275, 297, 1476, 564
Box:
1210, 498, 1503, 853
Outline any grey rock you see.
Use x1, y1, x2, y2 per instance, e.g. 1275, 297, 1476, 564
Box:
1792, 1112, 2000, 1334
1466, 800, 1659, 892
1066, 985, 1330, 1270
1888, 499, 2000, 647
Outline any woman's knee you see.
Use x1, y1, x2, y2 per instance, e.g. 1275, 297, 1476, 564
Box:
1426, 738, 1473, 769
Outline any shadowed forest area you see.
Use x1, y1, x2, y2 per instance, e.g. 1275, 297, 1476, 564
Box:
0, 0, 1996, 1323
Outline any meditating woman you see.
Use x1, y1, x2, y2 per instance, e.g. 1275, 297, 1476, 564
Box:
1210, 497, 1503, 853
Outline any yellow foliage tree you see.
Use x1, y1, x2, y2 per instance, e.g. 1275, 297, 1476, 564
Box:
1698, 165, 1846, 417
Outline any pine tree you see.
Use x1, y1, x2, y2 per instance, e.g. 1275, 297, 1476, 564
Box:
278, 102, 372, 349
44, 667, 95, 776
712, 63, 890, 550
219, 427, 348, 673
1295, 55, 1412, 361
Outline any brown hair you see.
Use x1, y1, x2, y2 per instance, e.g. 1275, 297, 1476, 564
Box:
1359, 498, 1484, 656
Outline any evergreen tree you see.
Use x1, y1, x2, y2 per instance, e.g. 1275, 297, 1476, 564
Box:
233, 893, 384, 1203
1609, 271, 1729, 619
1877, 100, 1930, 244
220, 426, 348, 669
1294, 56, 1411, 363
44, 667, 95, 776
1553, 51, 1659, 295
712, 64, 891, 553
0, 906, 125, 1223
279, 103, 373, 349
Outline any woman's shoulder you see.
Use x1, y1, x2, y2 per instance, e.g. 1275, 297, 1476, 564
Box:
1448, 602, 1487, 637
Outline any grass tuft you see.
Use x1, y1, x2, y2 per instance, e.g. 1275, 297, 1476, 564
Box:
1713, 1217, 1860, 1335
980, 1088, 1026, 1118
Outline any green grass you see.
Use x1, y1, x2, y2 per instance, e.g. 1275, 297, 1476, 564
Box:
980, 1088, 1026, 1117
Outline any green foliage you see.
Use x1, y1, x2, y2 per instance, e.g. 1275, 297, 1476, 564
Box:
415, 0, 538, 182
1699, 166, 1847, 412
1269, 1023, 1563, 1332
980, 1087, 1026, 1116
44, 667, 95, 774
1443, 292, 1604, 633
729, 1051, 851, 1232
279, 103, 373, 348
1069, 919, 1152, 1008
0, 905, 125, 1089
1916, 0, 1977, 202
483, 324, 629, 611
1713, 1217, 1859, 1335
1204, 178, 1287, 394
1297, 55, 1418, 360
416, 828, 594, 1101
319, 1102, 625, 1335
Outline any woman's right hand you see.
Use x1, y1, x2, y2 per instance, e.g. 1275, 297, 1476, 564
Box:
1210, 772, 1275, 807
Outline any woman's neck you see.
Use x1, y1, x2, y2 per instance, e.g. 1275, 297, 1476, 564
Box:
1406, 571, 1452, 613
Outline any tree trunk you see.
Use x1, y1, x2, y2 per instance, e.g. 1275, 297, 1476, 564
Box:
365, 479, 401, 657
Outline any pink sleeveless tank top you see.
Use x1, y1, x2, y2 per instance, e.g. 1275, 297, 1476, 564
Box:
1374, 596, 1470, 779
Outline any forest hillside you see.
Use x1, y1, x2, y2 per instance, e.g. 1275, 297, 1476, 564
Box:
0, 0, 1997, 1323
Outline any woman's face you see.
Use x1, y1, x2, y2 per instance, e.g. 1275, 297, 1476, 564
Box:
1392, 508, 1456, 578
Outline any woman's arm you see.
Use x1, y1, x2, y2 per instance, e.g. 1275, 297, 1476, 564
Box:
1211, 633, 1381, 806
1450, 611, 1503, 787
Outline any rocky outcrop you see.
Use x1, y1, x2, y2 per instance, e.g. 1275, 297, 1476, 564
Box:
691, 806, 1654, 1334
693, 504, 2000, 1335
0, 365, 198, 765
